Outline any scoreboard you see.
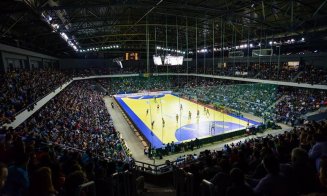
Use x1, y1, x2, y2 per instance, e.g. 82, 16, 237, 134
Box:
125, 52, 139, 60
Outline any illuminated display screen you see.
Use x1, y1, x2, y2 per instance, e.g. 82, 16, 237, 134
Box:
163, 55, 183, 65
125, 52, 139, 60
153, 56, 163, 65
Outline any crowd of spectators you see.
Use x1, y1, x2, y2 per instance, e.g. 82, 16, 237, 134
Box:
0, 69, 70, 126
18, 80, 127, 161
255, 63, 299, 81
0, 67, 327, 195
178, 82, 280, 119
0, 80, 133, 195
220, 63, 259, 78
17, 61, 323, 87
175, 120, 327, 196
296, 65, 327, 84
99, 76, 241, 95
153, 62, 327, 84
96, 75, 327, 124
177, 77, 327, 123
2, 67, 324, 129
97, 76, 174, 94
271, 87, 327, 124
0, 67, 145, 127
0, 126, 133, 196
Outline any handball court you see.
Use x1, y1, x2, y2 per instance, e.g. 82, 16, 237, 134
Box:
113, 91, 262, 149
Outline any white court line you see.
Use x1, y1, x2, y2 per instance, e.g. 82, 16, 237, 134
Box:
214, 124, 230, 128
181, 127, 197, 131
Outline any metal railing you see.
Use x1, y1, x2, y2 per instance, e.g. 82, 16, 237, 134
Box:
76, 181, 96, 196
200, 180, 214, 196
13, 79, 72, 117
133, 158, 196, 175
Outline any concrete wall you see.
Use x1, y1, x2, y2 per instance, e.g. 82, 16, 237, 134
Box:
0, 43, 59, 72
59, 58, 115, 69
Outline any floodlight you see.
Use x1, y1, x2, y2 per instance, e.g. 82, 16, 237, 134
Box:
60, 32, 68, 41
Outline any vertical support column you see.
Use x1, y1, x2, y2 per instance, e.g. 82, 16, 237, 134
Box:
195, 19, 198, 85
0, 52, 5, 73
221, 19, 225, 69
186, 17, 189, 83
176, 16, 179, 85
146, 16, 150, 73
19, 59, 24, 69
291, 0, 294, 26
165, 17, 168, 77
212, 20, 214, 75
247, 28, 250, 71
27, 56, 32, 70
1, 51, 7, 72
277, 46, 281, 73
203, 23, 206, 74
42, 58, 44, 69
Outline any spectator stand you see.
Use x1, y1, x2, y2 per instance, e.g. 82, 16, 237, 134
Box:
1, 78, 73, 128
0, 70, 72, 127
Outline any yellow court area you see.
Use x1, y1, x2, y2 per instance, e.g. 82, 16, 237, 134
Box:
120, 93, 257, 144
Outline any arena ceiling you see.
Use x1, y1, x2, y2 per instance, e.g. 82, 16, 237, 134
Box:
0, 0, 327, 57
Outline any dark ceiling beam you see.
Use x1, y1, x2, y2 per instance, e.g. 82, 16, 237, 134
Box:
263, 1, 290, 21
262, 1, 266, 21
74, 22, 283, 50
79, 39, 191, 48
79, 35, 208, 47
70, 23, 211, 34
39, 1, 227, 14
0, 9, 27, 17
69, 18, 272, 38
152, 3, 272, 31
39, 3, 154, 11
1, 13, 26, 37
161, 3, 226, 16
312, 0, 327, 17
265, 1, 306, 32
291, 0, 294, 26
294, 0, 316, 11
58, 9, 208, 24
13, 0, 73, 54
51, 14, 144, 23
124, 0, 164, 36
2, 0, 326, 57
294, 14, 327, 30
240, 25, 327, 42
77, 33, 147, 40
42, 2, 233, 27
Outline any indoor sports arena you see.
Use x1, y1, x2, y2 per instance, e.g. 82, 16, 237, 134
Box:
1, 0, 327, 196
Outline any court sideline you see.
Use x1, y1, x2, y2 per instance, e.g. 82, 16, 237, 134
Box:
103, 96, 154, 163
